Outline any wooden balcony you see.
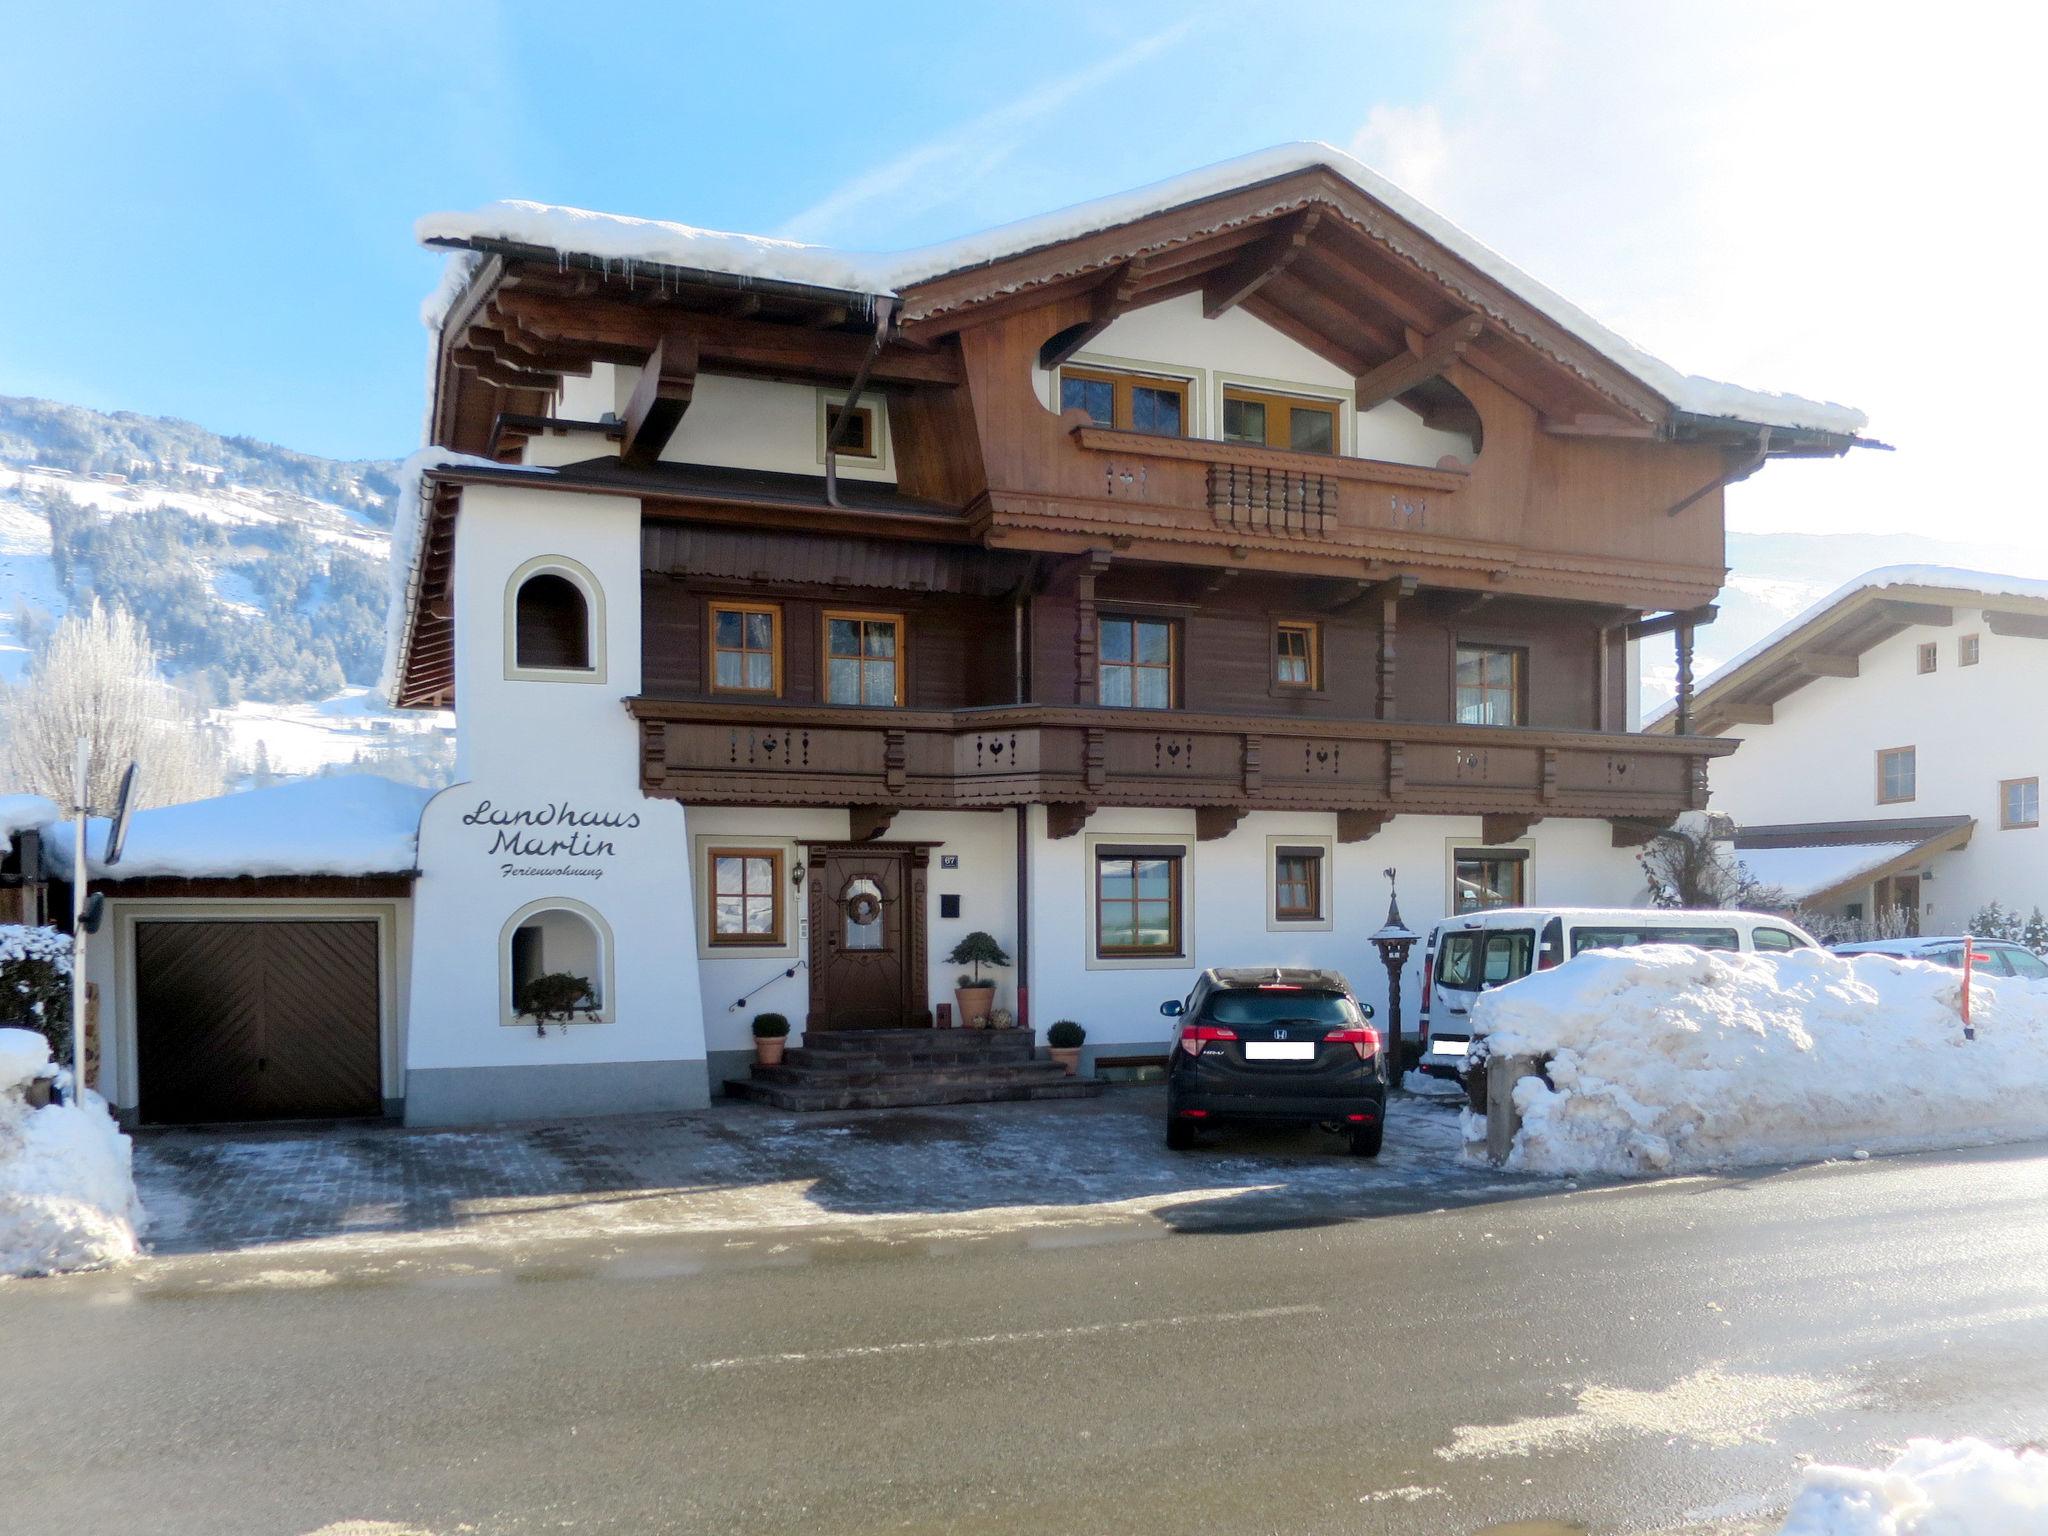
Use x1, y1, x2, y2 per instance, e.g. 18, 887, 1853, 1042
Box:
627, 698, 1735, 836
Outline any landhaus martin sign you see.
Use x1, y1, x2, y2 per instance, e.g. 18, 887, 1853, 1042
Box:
462, 799, 642, 879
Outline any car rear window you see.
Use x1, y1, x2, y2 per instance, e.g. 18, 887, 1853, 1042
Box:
1435, 930, 1535, 992
2006, 948, 2048, 980
1204, 990, 1359, 1025
1570, 925, 1740, 955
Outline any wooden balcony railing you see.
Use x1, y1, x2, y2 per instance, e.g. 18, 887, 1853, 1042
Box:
628, 699, 1733, 832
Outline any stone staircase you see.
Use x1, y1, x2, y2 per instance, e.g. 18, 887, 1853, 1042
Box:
725, 1028, 1105, 1112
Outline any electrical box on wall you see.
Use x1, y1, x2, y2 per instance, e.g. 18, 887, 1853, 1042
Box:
939, 894, 961, 919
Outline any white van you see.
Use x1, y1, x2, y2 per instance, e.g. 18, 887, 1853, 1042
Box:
1413, 907, 1820, 1083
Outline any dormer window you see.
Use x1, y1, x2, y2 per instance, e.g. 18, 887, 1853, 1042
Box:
504, 556, 606, 683
1059, 366, 1188, 436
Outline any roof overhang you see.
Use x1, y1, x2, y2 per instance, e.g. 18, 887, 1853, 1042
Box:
1734, 814, 1976, 906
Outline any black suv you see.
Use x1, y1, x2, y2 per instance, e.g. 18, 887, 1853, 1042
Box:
1161, 967, 1385, 1156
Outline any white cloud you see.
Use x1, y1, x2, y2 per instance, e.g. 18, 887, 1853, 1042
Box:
778, 16, 1205, 245
1346, 1, 2048, 554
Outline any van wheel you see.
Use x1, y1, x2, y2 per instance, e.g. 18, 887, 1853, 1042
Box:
1166, 1118, 1198, 1151
1347, 1121, 1383, 1158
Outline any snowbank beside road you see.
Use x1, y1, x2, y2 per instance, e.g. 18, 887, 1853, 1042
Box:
1471, 946, 2048, 1175
0, 1028, 144, 1277
1777, 1438, 2048, 1533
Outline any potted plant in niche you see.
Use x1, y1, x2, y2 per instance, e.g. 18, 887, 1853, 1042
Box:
1046, 1019, 1086, 1076
752, 1012, 791, 1067
515, 972, 598, 1037
945, 932, 1010, 1028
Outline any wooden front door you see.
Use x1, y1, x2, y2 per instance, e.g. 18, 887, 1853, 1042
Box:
1874, 874, 1922, 936
807, 844, 930, 1030
135, 920, 383, 1123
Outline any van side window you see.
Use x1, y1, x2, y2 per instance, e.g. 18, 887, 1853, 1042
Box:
1572, 926, 1739, 955
1483, 931, 1534, 984
1752, 927, 1804, 952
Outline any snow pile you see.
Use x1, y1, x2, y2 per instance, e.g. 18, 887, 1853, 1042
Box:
0, 793, 61, 855
418, 140, 1866, 437
1776, 1438, 2048, 1534
41, 773, 431, 881
0, 1028, 143, 1278
1470, 946, 2048, 1175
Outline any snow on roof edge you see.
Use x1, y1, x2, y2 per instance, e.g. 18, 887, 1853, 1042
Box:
415, 141, 1866, 439
1649, 564, 2048, 728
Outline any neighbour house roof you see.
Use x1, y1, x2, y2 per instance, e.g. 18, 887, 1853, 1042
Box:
1732, 815, 1977, 906
1649, 566, 2048, 736
1, 795, 61, 859
40, 774, 431, 883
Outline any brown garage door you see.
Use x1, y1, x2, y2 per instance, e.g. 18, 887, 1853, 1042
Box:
135, 920, 382, 1123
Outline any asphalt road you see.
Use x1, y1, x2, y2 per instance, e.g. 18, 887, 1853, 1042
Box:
7, 1138, 2048, 1536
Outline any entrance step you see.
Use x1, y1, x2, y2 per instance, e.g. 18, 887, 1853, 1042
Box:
728, 1026, 1104, 1111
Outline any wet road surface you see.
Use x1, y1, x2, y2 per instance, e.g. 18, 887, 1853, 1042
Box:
5, 1135, 2046, 1535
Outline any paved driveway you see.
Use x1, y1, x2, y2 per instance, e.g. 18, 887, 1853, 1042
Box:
133, 1087, 1542, 1259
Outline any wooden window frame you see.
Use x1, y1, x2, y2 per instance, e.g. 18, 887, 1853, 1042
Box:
706, 846, 786, 948
1960, 633, 1981, 666
1876, 745, 1917, 805
1272, 619, 1322, 692
2001, 776, 2040, 830
706, 599, 783, 698
1094, 851, 1185, 958
1097, 614, 1178, 710
1058, 365, 1190, 437
824, 402, 878, 461
1273, 848, 1324, 922
821, 609, 907, 708
1220, 384, 1344, 455
1452, 847, 1528, 914
1916, 641, 1938, 675
1453, 642, 1528, 728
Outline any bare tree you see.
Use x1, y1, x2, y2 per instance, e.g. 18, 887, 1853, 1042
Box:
1639, 822, 1788, 912
1, 600, 225, 810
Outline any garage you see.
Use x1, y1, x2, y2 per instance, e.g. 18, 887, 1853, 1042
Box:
135, 919, 384, 1123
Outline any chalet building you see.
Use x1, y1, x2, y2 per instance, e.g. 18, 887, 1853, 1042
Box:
1654, 568, 2048, 934
45, 146, 1871, 1127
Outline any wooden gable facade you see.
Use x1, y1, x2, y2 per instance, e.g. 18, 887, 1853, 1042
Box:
401, 159, 1864, 844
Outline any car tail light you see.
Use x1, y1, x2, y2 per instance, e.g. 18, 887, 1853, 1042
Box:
1323, 1026, 1381, 1059
1178, 1108, 1209, 1119
1344, 1112, 1374, 1123
1178, 1024, 1237, 1056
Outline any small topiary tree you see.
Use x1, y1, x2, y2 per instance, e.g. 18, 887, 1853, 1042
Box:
1046, 1019, 1085, 1048
751, 1012, 791, 1039
515, 972, 597, 1037
946, 931, 1011, 989
0, 926, 72, 1060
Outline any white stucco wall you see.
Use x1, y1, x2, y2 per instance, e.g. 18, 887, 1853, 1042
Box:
1032, 292, 1475, 469
405, 483, 709, 1123
1708, 617, 2048, 927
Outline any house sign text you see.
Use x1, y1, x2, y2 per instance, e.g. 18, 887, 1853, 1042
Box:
462, 799, 642, 879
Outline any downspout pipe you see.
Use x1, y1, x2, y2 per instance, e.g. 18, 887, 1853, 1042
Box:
824, 294, 898, 510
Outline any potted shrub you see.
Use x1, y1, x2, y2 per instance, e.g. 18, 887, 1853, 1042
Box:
752, 1011, 791, 1066
946, 931, 1010, 1028
1046, 1019, 1086, 1075
515, 972, 598, 1037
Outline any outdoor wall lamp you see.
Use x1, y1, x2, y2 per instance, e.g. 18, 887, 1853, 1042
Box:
791, 860, 807, 889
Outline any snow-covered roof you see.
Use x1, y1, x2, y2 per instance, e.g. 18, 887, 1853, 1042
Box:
1, 795, 61, 858
418, 141, 1865, 438
1650, 565, 2048, 730
1733, 841, 1926, 903
40, 774, 431, 882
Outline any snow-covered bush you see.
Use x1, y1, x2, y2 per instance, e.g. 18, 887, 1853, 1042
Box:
0, 1026, 143, 1277
0, 925, 71, 1060
1471, 945, 2048, 1176
1965, 900, 2048, 954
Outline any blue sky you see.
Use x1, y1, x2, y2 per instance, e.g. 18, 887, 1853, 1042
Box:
3, 2, 2040, 553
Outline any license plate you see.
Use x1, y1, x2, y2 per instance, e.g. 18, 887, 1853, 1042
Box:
1431, 1039, 1470, 1057
1245, 1041, 1316, 1061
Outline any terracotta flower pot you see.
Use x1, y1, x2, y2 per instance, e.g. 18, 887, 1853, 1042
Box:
754, 1036, 787, 1067
1049, 1046, 1082, 1076
955, 985, 995, 1028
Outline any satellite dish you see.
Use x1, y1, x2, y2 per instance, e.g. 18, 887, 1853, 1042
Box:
80, 892, 107, 935
102, 762, 139, 868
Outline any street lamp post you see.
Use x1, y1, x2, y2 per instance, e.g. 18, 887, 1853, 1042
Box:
1368, 868, 1420, 1086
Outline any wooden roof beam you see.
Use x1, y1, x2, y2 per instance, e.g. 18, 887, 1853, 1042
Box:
1871, 599, 1954, 628
1354, 315, 1485, 411
1793, 651, 1860, 678
1718, 703, 1776, 725
1625, 604, 1718, 641
1202, 209, 1321, 318
621, 333, 699, 469
1039, 259, 1151, 371
1986, 609, 2048, 639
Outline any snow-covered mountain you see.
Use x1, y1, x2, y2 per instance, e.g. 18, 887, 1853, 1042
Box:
0, 396, 450, 783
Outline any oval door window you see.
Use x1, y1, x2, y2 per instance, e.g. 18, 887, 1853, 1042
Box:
842, 876, 884, 950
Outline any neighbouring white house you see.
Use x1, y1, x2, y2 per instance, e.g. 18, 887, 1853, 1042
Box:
28, 143, 1870, 1127
1651, 567, 2048, 933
